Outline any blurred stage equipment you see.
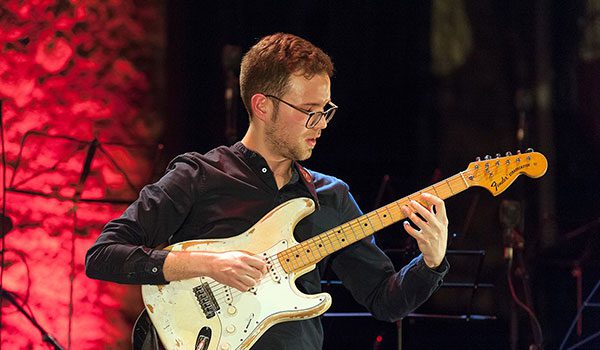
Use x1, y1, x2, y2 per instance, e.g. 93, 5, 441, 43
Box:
3, 130, 162, 348
327, 174, 497, 350
321, 249, 496, 350
222, 44, 242, 144
500, 200, 544, 350
1, 288, 64, 350
559, 217, 600, 350
0, 213, 12, 238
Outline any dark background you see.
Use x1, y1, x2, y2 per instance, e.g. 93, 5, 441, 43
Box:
162, 1, 600, 349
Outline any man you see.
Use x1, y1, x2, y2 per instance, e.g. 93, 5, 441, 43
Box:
86, 33, 449, 349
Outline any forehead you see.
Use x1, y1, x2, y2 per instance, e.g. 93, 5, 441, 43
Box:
284, 72, 331, 102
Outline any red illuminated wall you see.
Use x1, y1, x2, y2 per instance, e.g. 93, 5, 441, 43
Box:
0, 1, 164, 348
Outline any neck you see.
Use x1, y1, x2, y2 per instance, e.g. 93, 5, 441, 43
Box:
241, 125, 293, 187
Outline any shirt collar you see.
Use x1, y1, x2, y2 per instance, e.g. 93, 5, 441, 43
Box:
232, 142, 320, 208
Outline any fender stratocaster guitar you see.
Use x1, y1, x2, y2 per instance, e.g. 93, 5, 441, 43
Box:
136, 151, 547, 350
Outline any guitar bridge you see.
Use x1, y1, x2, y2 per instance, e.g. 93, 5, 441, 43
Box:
193, 282, 220, 319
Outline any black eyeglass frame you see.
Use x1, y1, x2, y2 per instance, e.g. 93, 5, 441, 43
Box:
264, 94, 338, 129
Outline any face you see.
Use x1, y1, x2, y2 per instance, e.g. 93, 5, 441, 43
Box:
264, 72, 331, 161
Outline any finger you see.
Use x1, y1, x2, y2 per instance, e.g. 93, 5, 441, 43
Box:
403, 220, 423, 242
420, 193, 448, 220
402, 204, 428, 230
242, 266, 263, 280
237, 274, 258, 290
242, 253, 267, 269
408, 200, 436, 223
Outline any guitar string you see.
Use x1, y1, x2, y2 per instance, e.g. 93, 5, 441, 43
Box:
207, 167, 482, 302
194, 160, 537, 305
206, 166, 500, 302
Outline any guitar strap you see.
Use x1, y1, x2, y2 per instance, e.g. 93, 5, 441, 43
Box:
294, 161, 320, 210
133, 309, 165, 350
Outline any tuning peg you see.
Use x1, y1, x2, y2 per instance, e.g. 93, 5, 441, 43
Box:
505, 151, 512, 156
484, 155, 491, 160
476, 156, 481, 161
496, 153, 501, 158
526, 148, 534, 152
517, 150, 522, 154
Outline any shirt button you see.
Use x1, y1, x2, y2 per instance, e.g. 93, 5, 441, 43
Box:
261, 167, 268, 173
151, 267, 158, 273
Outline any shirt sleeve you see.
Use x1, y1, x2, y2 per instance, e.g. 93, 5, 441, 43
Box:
84, 154, 202, 285
330, 184, 449, 322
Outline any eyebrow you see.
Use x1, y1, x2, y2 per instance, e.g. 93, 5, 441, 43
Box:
301, 100, 332, 108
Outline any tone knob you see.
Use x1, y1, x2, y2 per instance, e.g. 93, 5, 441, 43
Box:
226, 324, 236, 333
227, 305, 237, 315
220, 342, 231, 350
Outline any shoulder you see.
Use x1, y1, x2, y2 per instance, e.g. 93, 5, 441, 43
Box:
166, 145, 237, 171
305, 168, 350, 194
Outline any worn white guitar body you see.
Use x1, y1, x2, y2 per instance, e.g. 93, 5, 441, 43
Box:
141, 151, 548, 350
142, 198, 331, 350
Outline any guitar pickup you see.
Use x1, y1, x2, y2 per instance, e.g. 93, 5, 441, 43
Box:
193, 282, 220, 319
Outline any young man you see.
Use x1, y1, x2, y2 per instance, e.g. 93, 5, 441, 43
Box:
86, 33, 449, 349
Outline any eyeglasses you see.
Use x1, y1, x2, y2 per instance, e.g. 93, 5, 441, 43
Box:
264, 94, 338, 129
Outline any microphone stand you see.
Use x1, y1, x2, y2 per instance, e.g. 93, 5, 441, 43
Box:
501, 200, 544, 350
1, 289, 64, 350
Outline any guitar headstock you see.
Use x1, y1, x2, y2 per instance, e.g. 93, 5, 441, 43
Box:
464, 149, 547, 196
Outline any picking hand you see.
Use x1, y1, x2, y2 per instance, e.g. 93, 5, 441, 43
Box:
208, 251, 268, 292
401, 193, 448, 269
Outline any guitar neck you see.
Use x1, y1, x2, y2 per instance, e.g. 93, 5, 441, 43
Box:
278, 171, 471, 273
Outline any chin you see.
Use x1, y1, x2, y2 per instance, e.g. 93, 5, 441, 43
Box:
291, 149, 312, 161
300, 150, 313, 161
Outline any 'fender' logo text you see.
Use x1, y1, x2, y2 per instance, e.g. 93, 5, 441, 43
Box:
490, 163, 530, 192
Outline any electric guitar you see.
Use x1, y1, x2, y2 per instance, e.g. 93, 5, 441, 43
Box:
134, 150, 548, 350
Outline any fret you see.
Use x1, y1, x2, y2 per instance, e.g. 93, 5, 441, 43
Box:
302, 241, 317, 262
316, 235, 330, 255
444, 178, 454, 195
330, 229, 343, 250
366, 212, 379, 231
385, 203, 397, 222
347, 220, 361, 242
324, 230, 337, 251
280, 169, 474, 273
345, 217, 362, 242
459, 171, 469, 188
362, 215, 375, 236
374, 209, 386, 228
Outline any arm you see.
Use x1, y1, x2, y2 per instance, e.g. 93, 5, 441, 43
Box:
84, 154, 266, 289
85, 154, 204, 284
331, 188, 449, 321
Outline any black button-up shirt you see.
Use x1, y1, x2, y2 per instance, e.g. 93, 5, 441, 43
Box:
85, 142, 448, 350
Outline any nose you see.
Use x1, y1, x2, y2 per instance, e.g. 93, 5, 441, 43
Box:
313, 115, 328, 130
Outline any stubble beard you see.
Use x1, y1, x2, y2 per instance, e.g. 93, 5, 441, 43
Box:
265, 115, 312, 161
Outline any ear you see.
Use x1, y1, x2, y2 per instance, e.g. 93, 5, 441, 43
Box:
250, 94, 270, 123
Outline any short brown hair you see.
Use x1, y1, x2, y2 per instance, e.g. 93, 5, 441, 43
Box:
239, 33, 334, 119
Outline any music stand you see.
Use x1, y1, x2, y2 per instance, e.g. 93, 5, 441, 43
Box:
3, 130, 162, 348
320, 249, 496, 350
559, 279, 600, 349
558, 218, 600, 350
392, 249, 495, 350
